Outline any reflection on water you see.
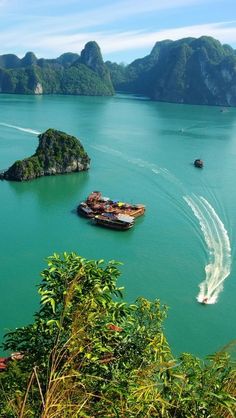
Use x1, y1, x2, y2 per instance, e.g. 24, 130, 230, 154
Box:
8, 171, 90, 207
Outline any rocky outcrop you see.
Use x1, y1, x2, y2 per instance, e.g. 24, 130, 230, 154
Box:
34, 82, 43, 94
80, 41, 111, 82
21, 52, 37, 67
1, 129, 90, 181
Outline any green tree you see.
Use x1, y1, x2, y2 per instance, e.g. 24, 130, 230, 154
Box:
0, 253, 235, 417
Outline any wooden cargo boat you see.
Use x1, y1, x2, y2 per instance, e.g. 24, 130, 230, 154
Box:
93, 213, 134, 230
116, 203, 145, 218
78, 191, 145, 219
77, 202, 96, 218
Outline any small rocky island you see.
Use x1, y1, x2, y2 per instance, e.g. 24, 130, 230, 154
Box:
0, 128, 90, 181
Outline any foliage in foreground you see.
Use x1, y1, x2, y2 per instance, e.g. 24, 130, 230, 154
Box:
0, 252, 235, 417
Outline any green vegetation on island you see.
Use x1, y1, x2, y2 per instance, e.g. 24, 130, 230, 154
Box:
0, 42, 114, 96
0, 253, 235, 417
107, 36, 236, 106
1, 129, 90, 181
1, 36, 236, 106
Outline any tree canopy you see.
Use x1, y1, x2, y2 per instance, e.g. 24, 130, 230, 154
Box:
0, 252, 235, 417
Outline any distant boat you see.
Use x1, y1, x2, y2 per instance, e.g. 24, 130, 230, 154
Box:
194, 159, 204, 168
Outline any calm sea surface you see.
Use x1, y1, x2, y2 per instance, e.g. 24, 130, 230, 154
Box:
0, 93, 236, 357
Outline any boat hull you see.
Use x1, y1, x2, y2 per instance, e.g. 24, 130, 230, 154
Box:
194, 159, 204, 168
93, 215, 134, 230
77, 203, 95, 218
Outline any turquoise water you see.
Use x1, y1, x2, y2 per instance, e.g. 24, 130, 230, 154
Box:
0, 93, 236, 357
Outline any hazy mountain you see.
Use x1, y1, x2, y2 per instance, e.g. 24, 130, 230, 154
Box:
0, 36, 235, 106
107, 36, 236, 106
0, 42, 114, 96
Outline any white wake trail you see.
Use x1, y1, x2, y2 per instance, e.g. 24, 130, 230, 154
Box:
0, 122, 40, 135
184, 195, 231, 304
92, 144, 183, 187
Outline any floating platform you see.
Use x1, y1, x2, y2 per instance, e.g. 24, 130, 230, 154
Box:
77, 191, 145, 230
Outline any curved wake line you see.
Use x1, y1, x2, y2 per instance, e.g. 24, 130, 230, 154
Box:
184, 195, 231, 304
91, 144, 232, 305
0, 122, 40, 135
92, 144, 184, 188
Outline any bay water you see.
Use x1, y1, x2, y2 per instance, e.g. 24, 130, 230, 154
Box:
0, 93, 236, 357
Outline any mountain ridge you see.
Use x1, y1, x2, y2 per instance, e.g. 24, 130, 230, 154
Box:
0, 36, 236, 105
106, 36, 236, 106
0, 41, 114, 96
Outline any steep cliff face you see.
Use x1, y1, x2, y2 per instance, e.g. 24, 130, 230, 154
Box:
21, 52, 37, 67
80, 41, 112, 83
0, 42, 114, 96
107, 36, 236, 106
34, 82, 43, 94
81, 42, 104, 73
1, 129, 90, 181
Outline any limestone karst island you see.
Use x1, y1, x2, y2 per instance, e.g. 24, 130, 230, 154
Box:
0, 36, 236, 106
0, 129, 90, 181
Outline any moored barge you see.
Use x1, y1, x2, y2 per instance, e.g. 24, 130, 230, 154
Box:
93, 213, 134, 230
77, 191, 145, 230
77, 191, 145, 219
